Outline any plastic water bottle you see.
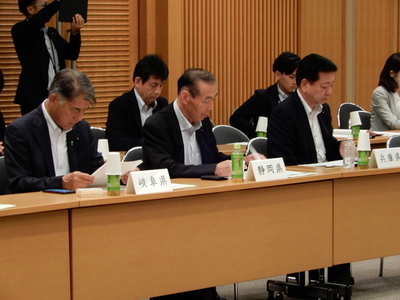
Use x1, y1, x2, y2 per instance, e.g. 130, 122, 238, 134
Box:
231, 143, 244, 183
343, 135, 356, 168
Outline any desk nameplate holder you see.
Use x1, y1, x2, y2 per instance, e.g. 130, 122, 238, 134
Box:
369, 147, 400, 169
126, 168, 172, 194
245, 157, 287, 181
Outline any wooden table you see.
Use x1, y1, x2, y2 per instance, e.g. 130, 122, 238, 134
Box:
1, 166, 399, 300
333, 167, 400, 264
0, 192, 80, 300
70, 173, 339, 300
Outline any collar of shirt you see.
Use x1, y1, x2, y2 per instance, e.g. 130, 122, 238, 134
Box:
134, 88, 157, 111
42, 100, 72, 134
277, 84, 290, 102
297, 90, 323, 117
173, 99, 202, 131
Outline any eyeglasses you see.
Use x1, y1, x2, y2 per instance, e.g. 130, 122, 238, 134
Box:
31, 1, 47, 7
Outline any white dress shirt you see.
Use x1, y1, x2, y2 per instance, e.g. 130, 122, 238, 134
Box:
173, 100, 202, 165
42, 100, 72, 176
134, 88, 158, 125
42, 27, 59, 90
297, 90, 327, 163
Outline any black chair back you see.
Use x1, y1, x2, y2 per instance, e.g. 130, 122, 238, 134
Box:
212, 125, 249, 144
122, 146, 143, 162
337, 103, 364, 129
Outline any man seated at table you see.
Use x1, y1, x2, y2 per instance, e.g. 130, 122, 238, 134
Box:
229, 51, 301, 138
267, 53, 351, 286
137, 68, 261, 300
105, 54, 169, 151
5, 69, 103, 193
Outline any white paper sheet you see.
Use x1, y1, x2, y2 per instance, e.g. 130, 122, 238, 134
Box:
90, 160, 142, 187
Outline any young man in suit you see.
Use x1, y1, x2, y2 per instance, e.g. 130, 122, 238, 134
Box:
12, 0, 84, 115
229, 51, 301, 138
105, 54, 169, 151
4, 69, 103, 194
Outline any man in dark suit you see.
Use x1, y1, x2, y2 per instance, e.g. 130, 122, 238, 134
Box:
139, 68, 259, 300
229, 52, 301, 138
267, 53, 344, 165
12, 0, 84, 115
4, 69, 103, 194
105, 54, 169, 151
267, 53, 351, 287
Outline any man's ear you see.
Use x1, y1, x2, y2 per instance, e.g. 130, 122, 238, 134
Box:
134, 77, 142, 86
180, 89, 190, 104
48, 93, 58, 103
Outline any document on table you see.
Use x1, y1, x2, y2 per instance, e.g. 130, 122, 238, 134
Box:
0, 204, 16, 210
298, 160, 344, 167
286, 171, 316, 177
90, 160, 142, 187
370, 131, 400, 137
171, 183, 197, 190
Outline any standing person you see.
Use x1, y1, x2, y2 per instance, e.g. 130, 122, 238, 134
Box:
370, 52, 400, 130
4, 69, 103, 194
138, 68, 260, 300
267, 53, 351, 286
12, 0, 85, 115
229, 51, 301, 138
105, 54, 169, 151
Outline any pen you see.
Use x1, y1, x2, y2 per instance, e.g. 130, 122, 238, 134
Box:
248, 144, 262, 160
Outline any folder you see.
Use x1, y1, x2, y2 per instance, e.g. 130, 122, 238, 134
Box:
59, 0, 88, 23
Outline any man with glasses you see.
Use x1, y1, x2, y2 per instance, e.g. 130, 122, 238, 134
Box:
12, 0, 85, 115
4, 69, 103, 194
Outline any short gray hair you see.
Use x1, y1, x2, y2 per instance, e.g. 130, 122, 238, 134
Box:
48, 69, 96, 105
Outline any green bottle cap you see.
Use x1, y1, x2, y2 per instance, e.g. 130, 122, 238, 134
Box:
234, 143, 241, 150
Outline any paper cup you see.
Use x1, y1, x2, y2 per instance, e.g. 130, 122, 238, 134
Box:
357, 130, 371, 151
255, 116, 268, 133
105, 152, 122, 175
350, 111, 362, 126
97, 139, 109, 160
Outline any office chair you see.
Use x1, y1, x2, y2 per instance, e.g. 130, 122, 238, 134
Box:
90, 127, 106, 145
212, 125, 249, 144
121, 146, 143, 162
358, 111, 371, 130
267, 267, 352, 300
0, 156, 8, 195
379, 135, 400, 276
337, 103, 364, 129
245, 137, 268, 157
386, 135, 400, 148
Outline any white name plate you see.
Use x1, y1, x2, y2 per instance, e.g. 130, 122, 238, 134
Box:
126, 168, 172, 194
369, 147, 400, 169
245, 157, 287, 181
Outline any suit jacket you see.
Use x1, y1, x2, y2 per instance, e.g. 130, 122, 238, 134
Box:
105, 89, 168, 151
370, 86, 400, 130
141, 102, 230, 178
11, 1, 81, 106
229, 83, 281, 138
4, 106, 103, 193
267, 91, 341, 166
0, 111, 4, 143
